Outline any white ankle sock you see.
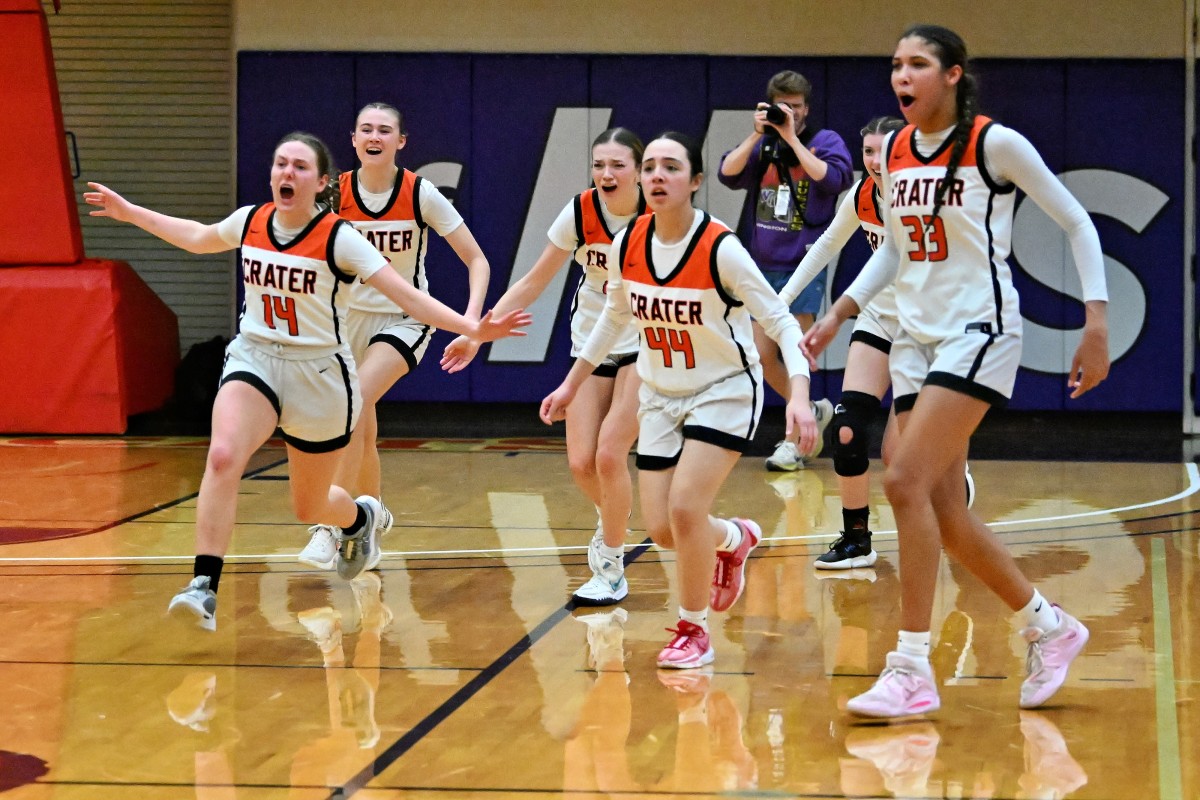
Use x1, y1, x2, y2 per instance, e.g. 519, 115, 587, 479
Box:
897, 630, 932, 660
1021, 589, 1060, 632
716, 518, 741, 552
599, 543, 624, 562
679, 607, 709, 630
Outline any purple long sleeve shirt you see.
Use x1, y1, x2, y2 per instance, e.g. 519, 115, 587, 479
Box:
718, 127, 854, 272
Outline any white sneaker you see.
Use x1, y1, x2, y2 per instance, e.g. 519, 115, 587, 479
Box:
168, 576, 217, 631
575, 607, 628, 671
379, 501, 394, 536
573, 548, 628, 607
585, 527, 604, 575
765, 440, 801, 472
810, 398, 834, 458
298, 606, 342, 654
298, 524, 338, 570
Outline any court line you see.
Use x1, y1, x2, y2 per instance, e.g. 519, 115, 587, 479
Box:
328, 540, 655, 800
3, 463, 1193, 564
1151, 537, 1183, 800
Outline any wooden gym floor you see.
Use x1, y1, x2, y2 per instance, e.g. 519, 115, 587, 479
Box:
0, 429, 1197, 799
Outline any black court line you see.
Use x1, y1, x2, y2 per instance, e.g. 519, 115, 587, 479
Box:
328, 539, 655, 800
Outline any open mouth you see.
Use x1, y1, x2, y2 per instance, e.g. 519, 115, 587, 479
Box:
898, 94, 915, 109
366, 146, 383, 155
279, 185, 295, 200
599, 184, 617, 193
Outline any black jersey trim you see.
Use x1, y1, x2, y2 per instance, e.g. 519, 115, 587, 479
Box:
643, 212, 711, 287
220, 371, 281, 416
976, 122, 1016, 195
239, 203, 265, 245
411, 175, 426, 229
924, 371, 1009, 408
901, 123, 957, 166
587, 188, 617, 241
267, 207, 330, 253
349, 168, 402, 219
284, 430, 352, 454
708, 230, 742, 308
636, 452, 681, 471
683, 424, 753, 454
985, 192, 1004, 335
326, 219, 355, 284
849, 329, 893, 354
572, 192, 586, 249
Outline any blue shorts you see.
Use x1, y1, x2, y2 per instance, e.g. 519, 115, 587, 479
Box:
764, 269, 826, 316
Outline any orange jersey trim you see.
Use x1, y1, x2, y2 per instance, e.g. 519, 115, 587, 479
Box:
337, 168, 419, 222
888, 115, 992, 171
621, 213, 729, 292
242, 204, 340, 261
855, 176, 883, 227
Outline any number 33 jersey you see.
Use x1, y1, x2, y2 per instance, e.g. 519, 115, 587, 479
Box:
885, 116, 1022, 344
237, 203, 383, 352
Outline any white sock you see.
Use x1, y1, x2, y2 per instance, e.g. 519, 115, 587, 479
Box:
716, 518, 741, 552
679, 606, 709, 631
599, 543, 624, 563
1021, 589, 1060, 632
897, 630, 932, 660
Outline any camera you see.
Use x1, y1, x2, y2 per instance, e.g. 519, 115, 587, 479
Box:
764, 103, 787, 126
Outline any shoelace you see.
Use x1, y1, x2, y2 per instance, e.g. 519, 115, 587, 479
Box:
713, 554, 732, 587
663, 625, 700, 650
875, 664, 923, 695
1023, 628, 1046, 676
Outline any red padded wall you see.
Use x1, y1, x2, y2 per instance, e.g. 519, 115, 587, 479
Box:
0, 0, 84, 265
0, 260, 179, 433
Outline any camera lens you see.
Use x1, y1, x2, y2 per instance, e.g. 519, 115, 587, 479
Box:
765, 104, 787, 125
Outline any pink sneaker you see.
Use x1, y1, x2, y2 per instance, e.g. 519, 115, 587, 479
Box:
656, 621, 715, 669
710, 518, 761, 612
1020, 607, 1089, 709
846, 652, 940, 718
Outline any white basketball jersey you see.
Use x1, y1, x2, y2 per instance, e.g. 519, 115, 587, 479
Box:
852, 175, 897, 320
238, 204, 355, 350
338, 169, 428, 315
885, 117, 1021, 343
618, 212, 759, 395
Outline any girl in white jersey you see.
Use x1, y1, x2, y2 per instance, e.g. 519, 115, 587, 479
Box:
779, 116, 904, 571
802, 25, 1110, 718
297, 102, 493, 573
84, 132, 529, 631
444, 128, 645, 608
542, 133, 818, 669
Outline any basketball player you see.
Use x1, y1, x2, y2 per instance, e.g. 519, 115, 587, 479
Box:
541, 132, 818, 669
778, 115, 976, 571
443, 128, 644, 608
802, 25, 1109, 716
297, 102, 493, 573
84, 132, 529, 629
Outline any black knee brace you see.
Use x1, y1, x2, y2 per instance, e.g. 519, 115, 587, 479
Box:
831, 390, 880, 477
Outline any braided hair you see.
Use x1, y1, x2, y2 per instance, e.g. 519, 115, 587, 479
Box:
859, 115, 905, 138
900, 24, 979, 230
275, 131, 340, 211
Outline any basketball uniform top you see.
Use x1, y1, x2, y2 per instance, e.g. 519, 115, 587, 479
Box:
851, 176, 897, 319
777, 175, 896, 319
237, 203, 374, 353
607, 211, 804, 396
338, 168, 428, 315
548, 187, 640, 355
882, 115, 1021, 344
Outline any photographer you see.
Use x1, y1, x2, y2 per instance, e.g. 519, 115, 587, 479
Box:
718, 70, 853, 471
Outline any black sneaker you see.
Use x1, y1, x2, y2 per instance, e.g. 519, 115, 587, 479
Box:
814, 531, 878, 570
